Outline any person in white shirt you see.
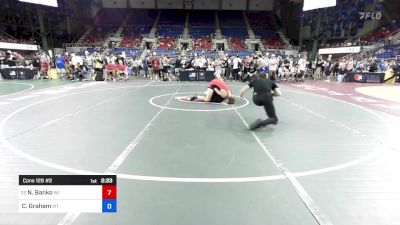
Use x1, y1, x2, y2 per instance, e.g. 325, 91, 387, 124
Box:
258, 55, 268, 72
136, 57, 143, 76
71, 54, 83, 67
337, 58, 347, 82
278, 64, 290, 81
268, 54, 278, 80
131, 57, 139, 76
298, 56, 307, 82
290, 64, 301, 82
84, 51, 94, 79
232, 56, 242, 81
199, 55, 207, 70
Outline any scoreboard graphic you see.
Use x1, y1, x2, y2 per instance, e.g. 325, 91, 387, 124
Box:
18, 175, 117, 213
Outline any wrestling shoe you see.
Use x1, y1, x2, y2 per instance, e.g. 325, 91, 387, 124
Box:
249, 119, 263, 130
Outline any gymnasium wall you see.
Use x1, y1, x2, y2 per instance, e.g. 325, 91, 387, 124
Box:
193, 0, 219, 10
102, 0, 128, 8
221, 0, 247, 10
129, 0, 156, 9
102, 0, 273, 10
158, 0, 183, 9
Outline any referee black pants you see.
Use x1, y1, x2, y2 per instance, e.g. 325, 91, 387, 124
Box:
253, 93, 278, 126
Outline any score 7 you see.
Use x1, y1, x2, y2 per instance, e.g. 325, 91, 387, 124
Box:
102, 185, 117, 199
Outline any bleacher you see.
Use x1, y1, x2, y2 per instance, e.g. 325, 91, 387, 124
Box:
192, 37, 212, 50
157, 26, 183, 37
189, 11, 215, 39
158, 37, 177, 49
229, 38, 246, 50
189, 11, 215, 26
157, 10, 185, 38
262, 38, 284, 49
225, 50, 254, 57
128, 10, 157, 25
123, 26, 152, 36
246, 11, 284, 49
218, 11, 248, 38
83, 25, 118, 45
218, 11, 245, 27
120, 35, 143, 48
252, 28, 279, 39
375, 45, 400, 59
220, 27, 248, 38
247, 12, 274, 28
94, 9, 129, 25
113, 48, 141, 58
190, 50, 218, 58
83, 9, 130, 45
159, 10, 186, 25
362, 23, 400, 43
303, 0, 369, 38
154, 49, 178, 58
189, 27, 214, 38
118, 10, 157, 49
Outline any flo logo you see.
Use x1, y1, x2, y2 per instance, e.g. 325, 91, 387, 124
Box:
359, 12, 382, 20
354, 74, 363, 81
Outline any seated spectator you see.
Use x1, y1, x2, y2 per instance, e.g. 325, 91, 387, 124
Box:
105, 63, 116, 81
116, 60, 128, 81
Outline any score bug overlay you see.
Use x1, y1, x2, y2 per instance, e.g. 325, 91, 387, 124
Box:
18, 175, 117, 213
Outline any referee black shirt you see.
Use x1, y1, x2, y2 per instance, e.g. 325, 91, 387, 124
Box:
248, 79, 278, 95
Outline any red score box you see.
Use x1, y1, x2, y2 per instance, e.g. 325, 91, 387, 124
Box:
102, 185, 117, 199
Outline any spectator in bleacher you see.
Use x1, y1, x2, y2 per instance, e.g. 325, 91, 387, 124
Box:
174, 56, 181, 75
355, 57, 366, 72
324, 58, 334, 82
214, 57, 222, 76
116, 60, 128, 81
162, 55, 170, 75
243, 56, 251, 74
4, 50, 16, 67
345, 57, 354, 80
257, 54, 268, 73
329, 59, 337, 78
150, 53, 160, 80
221, 56, 228, 79
84, 51, 94, 80
71, 53, 83, 69
106, 54, 115, 65
278, 64, 290, 81
75, 62, 87, 81
290, 64, 300, 82
116, 54, 126, 66
94, 54, 104, 81
232, 55, 241, 81
125, 57, 132, 77
206, 57, 215, 71
297, 56, 307, 82
131, 56, 139, 76
142, 56, 149, 78
378, 60, 387, 72
315, 56, 324, 80
369, 59, 378, 72
105, 62, 116, 81
269, 54, 279, 80
39, 51, 50, 79
337, 58, 347, 82
55, 54, 66, 79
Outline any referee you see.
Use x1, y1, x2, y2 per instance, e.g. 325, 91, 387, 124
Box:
239, 72, 281, 130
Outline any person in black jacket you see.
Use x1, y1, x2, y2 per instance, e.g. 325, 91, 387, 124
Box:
369, 60, 378, 72
239, 72, 282, 130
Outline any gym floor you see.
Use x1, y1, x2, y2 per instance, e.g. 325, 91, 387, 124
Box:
0, 80, 399, 225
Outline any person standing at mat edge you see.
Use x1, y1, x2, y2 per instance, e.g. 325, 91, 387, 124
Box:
239, 72, 281, 130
